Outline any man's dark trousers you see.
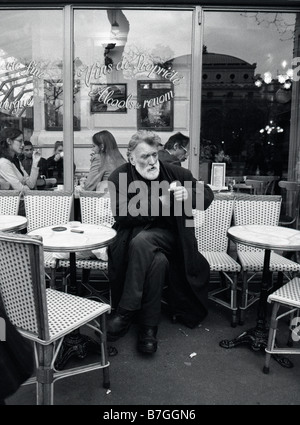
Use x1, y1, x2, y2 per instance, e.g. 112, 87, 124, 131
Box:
119, 227, 175, 326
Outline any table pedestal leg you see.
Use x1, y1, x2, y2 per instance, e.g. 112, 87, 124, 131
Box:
68, 252, 79, 296
55, 253, 118, 370
55, 330, 103, 370
219, 250, 293, 368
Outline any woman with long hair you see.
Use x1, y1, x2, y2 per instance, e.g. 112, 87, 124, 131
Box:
84, 130, 126, 192
0, 128, 41, 192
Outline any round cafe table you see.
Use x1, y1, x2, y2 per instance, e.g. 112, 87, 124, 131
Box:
29, 222, 116, 369
220, 224, 300, 367
0, 214, 27, 232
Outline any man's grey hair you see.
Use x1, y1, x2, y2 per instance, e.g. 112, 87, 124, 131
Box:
127, 130, 162, 159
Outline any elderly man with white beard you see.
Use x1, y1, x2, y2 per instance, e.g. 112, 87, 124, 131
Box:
107, 130, 214, 354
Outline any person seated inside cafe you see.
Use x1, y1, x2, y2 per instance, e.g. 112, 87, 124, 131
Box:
106, 130, 214, 354
158, 132, 190, 166
47, 140, 76, 186
20, 140, 48, 179
0, 127, 41, 192
47, 141, 64, 185
83, 130, 126, 193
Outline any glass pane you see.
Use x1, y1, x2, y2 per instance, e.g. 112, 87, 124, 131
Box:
201, 11, 298, 187
0, 9, 64, 190
74, 9, 193, 177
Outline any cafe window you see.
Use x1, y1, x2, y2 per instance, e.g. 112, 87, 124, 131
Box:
0, 9, 64, 166
200, 11, 299, 184
1, 4, 299, 189
73, 8, 193, 173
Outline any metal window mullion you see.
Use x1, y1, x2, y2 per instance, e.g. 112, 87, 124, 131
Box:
63, 5, 74, 193
190, 6, 203, 179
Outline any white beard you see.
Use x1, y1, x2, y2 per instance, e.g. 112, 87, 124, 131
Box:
135, 161, 160, 180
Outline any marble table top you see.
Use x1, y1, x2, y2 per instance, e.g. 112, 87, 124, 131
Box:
28, 222, 116, 252
0, 214, 27, 232
228, 224, 300, 251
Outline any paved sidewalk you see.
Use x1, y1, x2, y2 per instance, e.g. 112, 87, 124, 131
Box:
7, 297, 300, 405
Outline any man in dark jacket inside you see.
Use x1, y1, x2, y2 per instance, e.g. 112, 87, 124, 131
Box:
158, 132, 190, 166
107, 130, 214, 354
20, 140, 48, 178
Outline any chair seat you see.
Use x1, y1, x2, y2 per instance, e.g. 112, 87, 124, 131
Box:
267, 277, 300, 308
237, 251, 300, 272
264, 276, 300, 373
58, 258, 108, 270
201, 251, 241, 272
23, 288, 110, 343
44, 251, 58, 269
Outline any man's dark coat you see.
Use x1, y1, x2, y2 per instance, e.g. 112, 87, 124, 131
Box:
107, 161, 214, 328
158, 149, 181, 167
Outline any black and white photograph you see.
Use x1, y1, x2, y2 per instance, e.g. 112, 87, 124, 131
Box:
90, 83, 127, 113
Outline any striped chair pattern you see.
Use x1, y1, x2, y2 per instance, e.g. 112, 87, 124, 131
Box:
193, 194, 241, 326
0, 231, 111, 405
0, 190, 21, 215
58, 192, 115, 303
24, 190, 73, 288
264, 276, 300, 374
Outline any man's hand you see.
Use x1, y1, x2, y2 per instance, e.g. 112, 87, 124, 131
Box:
169, 185, 188, 201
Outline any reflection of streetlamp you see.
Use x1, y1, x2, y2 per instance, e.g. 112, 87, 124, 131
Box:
260, 120, 284, 146
254, 69, 292, 105
260, 120, 284, 135
254, 67, 293, 87
254, 70, 291, 152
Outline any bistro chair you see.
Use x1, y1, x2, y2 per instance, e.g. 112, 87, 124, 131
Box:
225, 176, 244, 185
233, 194, 300, 324
24, 190, 73, 289
263, 276, 300, 374
0, 231, 111, 405
225, 176, 245, 189
245, 175, 280, 195
225, 176, 245, 192
0, 190, 21, 215
277, 180, 300, 278
58, 192, 115, 304
245, 179, 266, 195
193, 194, 241, 326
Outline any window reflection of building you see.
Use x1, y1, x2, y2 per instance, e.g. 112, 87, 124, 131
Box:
200, 48, 291, 178
289, 13, 300, 182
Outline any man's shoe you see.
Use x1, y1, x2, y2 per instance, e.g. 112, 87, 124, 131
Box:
107, 307, 136, 341
137, 326, 158, 354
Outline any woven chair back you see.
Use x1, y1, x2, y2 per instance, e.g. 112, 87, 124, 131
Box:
79, 192, 114, 227
24, 190, 73, 232
194, 198, 234, 252
233, 194, 282, 252
0, 231, 49, 340
0, 190, 21, 215
245, 175, 280, 195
